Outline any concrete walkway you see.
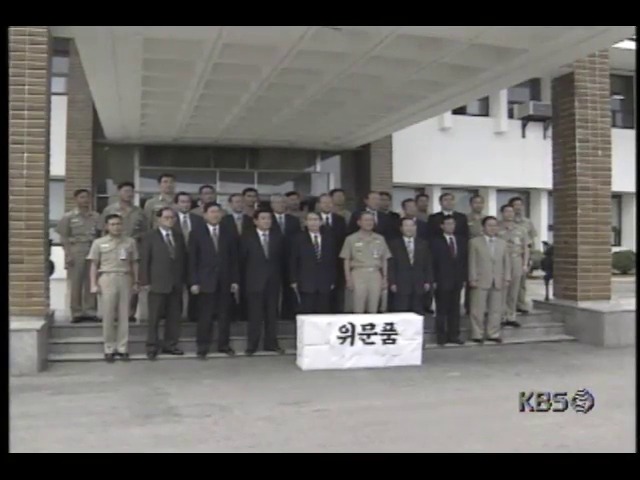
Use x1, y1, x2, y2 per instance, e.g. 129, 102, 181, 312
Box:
10, 342, 635, 452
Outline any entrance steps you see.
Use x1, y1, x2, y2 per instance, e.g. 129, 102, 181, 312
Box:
48, 309, 574, 363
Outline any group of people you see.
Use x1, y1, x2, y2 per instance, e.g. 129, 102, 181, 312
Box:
56, 172, 537, 362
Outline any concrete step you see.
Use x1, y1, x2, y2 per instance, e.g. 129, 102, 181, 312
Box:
48, 334, 576, 363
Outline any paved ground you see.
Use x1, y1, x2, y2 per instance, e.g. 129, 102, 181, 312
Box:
10, 342, 635, 452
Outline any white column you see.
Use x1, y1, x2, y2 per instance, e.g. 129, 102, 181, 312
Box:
490, 89, 509, 134
424, 186, 442, 214
528, 189, 548, 251
438, 111, 453, 131
478, 187, 498, 217
621, 193, 636, 251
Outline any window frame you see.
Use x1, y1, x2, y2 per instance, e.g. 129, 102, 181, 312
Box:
611, 194, 623, 247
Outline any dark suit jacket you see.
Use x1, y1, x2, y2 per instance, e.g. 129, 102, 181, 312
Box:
348, 209, 396, 240
270, 213, 301, 239
289, 230, 337, 294
386, 211, 402, 234
430, 233, 468, 291
188, 222, 239, 293
388, 237, 433, 294
320, 212, 348, 250
172, 212, 205, 246
426, 211, 470, 242
240, 230, 285, 293
221, 212, 254, 239
140, 228, 187, 294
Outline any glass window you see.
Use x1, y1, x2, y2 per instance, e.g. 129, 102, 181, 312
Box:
52, 56, 70, 75
93, 145, 137, 196
51, 76, 67, 94
452, 97, 490, 117
440, 188, 479, 214
547, 192, 554, 244
218, 170, 256, 195
257, 172, 311, 196
138, 168, 216, 195
141, 146, 213, 169
49, 179, 65, 245
212, 148, 249, 169
52, 37, 71, 56
612, 195, 622, 247
249, 148, 317, 171
497, 190, 531, 217
611, 75, 635, 129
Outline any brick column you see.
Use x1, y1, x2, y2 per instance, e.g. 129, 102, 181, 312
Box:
368, 135, 393, 193
9, 26, 51, 319
551, 51, 612, 302
65, 39, 94, 210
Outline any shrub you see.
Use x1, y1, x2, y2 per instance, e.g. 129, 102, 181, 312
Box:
612, 250, 636, 274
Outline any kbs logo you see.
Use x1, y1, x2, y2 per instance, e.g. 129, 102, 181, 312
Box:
519, 389, 595, 414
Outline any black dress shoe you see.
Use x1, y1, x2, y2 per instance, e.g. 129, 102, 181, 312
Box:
219, 348, 236, 356
71, 316, 84, 324
504, 320, 521, 328
244, 350, 256, 356
197, 352, 208, 360
129, 315, 137, 322
266, 347, 286, 355
147, 351, 158, 361
471, 339, 484, 345
486, 338, 503, 344
448, 339, 465, 345
104, 353, 116, 363
162, 348, 184, 356
516, 309, 529, 315
115, 352, 130, 362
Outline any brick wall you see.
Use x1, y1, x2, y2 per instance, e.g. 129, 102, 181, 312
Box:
65, 39, 94, 210
551, 51, 612, 302
9, 26, 51, 318
368, 135, 393, 193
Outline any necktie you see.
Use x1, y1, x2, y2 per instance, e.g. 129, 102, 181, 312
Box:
181, 215, 190, 240
407, 238, 414, 264
448, 236, 456, 257
313, 234, 321, 260
165, 232, 175, 257
211, 226, 219, 250
489, 238, 495, 258
278, 215, 284, 232
261, 233, 269, 259
324, 214, 330, 227
235, 215, 243, 235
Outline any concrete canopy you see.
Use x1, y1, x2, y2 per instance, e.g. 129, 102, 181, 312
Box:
52, 26, 634, 150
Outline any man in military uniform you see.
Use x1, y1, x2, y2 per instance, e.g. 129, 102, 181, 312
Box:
330, 188, 351, 225
499, 204, 530, 328
242, 187, 259, 217
100, 181, 147, 321
191, 185, 216, 217
340, 212, 392, 314
415, 193, 430, 222
285, 191, 306, 222
88, 214, 139, 363
509, 196, 537, 314
465, 194, 486, 315
56, 189, 101, 323
143, 173, 176, 229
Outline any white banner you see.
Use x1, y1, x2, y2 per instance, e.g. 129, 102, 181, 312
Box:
296, 313, 424, 371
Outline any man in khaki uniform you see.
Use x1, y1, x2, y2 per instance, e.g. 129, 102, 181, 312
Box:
100, 181, 147, 321
468, 216, 511, 344
340, 212, 392, 313
191, 184, 216, 217
242, 187, 259, 217
143, 173, 176, 229
465, 194, 486, 315
285, 191, 306, 222
498, 204, 530, 328
88, 214, 139, 363
330, 188, 351, 225
509, 196, 537, 313
56, 189, 101, 322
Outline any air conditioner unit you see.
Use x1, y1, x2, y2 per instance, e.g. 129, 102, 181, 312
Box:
515, 101, 552, 120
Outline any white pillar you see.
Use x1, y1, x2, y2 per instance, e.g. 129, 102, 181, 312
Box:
438, 111, 453, 131
490, 90, 509, 134
621, 193, 636, 251
529, 189, 548, 251
424, 186, 442, 214
478, 187, 498, 217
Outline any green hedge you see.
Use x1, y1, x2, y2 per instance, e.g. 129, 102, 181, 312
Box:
612, 250, 636, 274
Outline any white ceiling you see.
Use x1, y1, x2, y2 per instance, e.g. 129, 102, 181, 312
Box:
53, 26, 635, 150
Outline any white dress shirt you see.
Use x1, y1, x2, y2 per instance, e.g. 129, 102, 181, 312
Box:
310, 231, 322, 249
321, 213, 332, 226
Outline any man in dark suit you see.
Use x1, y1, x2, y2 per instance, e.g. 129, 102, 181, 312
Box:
174, 191, 205, 322
240, 210, 286, 355
388, 217, 433, 315
289, 211, 337, 313
380, 191, 402, 233
188, 202, 240, 359
348, 191, 395, 241
317, 193, 347, 313
401, 198, 429, 241
431, 215, 467, 346
270, 194, 302, 320
140, 207, 187, 360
